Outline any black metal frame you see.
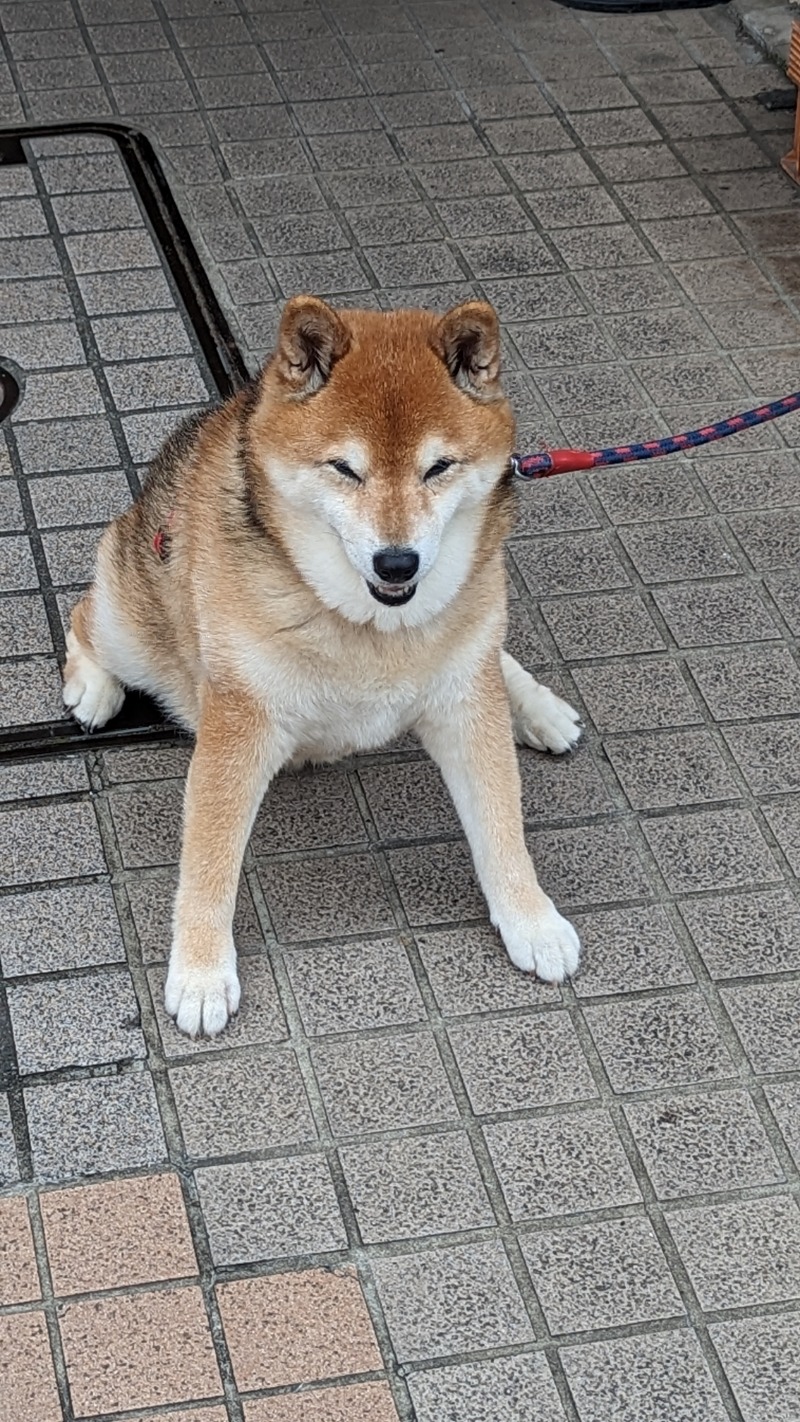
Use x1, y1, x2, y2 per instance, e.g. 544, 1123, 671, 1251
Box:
0, 122, 249, 761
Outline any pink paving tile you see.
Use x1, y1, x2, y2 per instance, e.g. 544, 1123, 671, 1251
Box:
0, 1195, 39, 1304
0, 1310, 61, 1422
217, 1269, 382, 1390
41, 1171, 196, 1294
59, 1284, 222, 1415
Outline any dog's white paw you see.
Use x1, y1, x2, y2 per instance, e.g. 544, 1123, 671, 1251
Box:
164, 951, 240, 1037
496, 899, 581, 982
512, 682, 582, 756
62, 633, 125, 730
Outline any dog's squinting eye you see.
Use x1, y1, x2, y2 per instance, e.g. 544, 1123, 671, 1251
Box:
328, 458, 362, 484
423, 458, 455, 482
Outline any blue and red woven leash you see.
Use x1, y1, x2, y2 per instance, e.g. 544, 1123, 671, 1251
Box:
511, 389, 800, 480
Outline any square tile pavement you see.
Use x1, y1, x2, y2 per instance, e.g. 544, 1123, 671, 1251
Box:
2, 6, 800, 1419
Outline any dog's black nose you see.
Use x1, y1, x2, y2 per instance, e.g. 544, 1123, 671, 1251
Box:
373, 547, 419, 583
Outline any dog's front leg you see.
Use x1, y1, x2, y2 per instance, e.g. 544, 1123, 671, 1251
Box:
165, 686, 290, 1037
418, 655, 580, 982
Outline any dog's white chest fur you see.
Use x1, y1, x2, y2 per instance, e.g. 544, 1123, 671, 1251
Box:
223, 623, 478, 762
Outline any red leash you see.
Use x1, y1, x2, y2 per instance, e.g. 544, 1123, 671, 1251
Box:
512, 389, 800, 480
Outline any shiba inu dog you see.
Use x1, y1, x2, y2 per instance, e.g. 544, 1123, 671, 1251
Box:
63, 296, 582, 1037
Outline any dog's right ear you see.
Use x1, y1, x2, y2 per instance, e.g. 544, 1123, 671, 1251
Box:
274, 295, 350, 397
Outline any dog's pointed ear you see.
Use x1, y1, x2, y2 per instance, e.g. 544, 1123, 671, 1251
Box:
432, 300, 502, 400
274, 295, 350, 397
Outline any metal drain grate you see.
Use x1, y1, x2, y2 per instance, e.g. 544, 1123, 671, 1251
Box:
0, 123, 247, 760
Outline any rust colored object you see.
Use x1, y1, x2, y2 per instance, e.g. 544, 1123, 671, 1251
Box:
781, 21, 800, 183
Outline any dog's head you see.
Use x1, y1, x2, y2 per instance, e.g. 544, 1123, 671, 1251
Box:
250, 296, 515, 628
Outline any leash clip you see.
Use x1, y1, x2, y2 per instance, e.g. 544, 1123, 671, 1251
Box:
510, 454, 536, 481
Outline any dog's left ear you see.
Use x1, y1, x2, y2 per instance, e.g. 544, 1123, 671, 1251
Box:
274, 295, 350, 397
432, 301, 502, 400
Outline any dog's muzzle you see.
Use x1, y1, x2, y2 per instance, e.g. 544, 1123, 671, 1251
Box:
368, 545, 419, 606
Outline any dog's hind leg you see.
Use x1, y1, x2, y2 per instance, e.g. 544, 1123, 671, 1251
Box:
62, 589, 126, 730
501, 650, 581, 755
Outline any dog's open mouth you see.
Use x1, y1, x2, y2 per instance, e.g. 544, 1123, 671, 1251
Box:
367, 581, 417, 607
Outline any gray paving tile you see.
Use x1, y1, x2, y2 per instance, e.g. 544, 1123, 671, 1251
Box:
721, 980, 800, 1073
0, 480, 25, 533
341, 1131, 494, 1243
109, 780, 183, 868
723, 721, 800, 795
8, 969, 145, 1074
257, 851, 396, 942
3, 319, 85, 369
0, 593, 53, 656
448, 1012, 596, 1114
13, 367, 104, 423
560, 1331, 728, 1422
654, 580, 779, 648
408, 1354, 567, 1422
250, 767, 367, 854
0, 535, 37, 591
584, 989, 734, 1092
415, 924, 563, 1017
0, 273, 69, 329
104, 358, 210, 412
28, 469, 132, 529
170, 1049, 316, 1159
619, 519, 740, 584
1, 657, 64, 728
0, 235, 60, 279
25, 1073, 166, 1183
642, 807, 781, 895
284, 937, 425, 1036
0, 1094, 18, 1185
485, 1111, 641, 1222
66, 228, 160, 274
572, 660, 701, 734
195, 1156, 347, 1265
385, 839, 482, 927
730, 509, 800, 573
590, 462, 705, 525
540, 591, 665, 660
710, 1315, 800, 1422
764, 1081, 800, 1169
49, 188, 144, 234
42, 525, 103, 586
358, 760, 458, 841
680, 887, 800, 979
0, 800, 105, 887
571, 905, 694, 998
15, 416, 119, 474
697, 451, 800, 513
372, 1241, 534, 1362
511, 531, 628, 598
528, 821, 650, 910
0, 882, 124, 975
310, 1032, 457, 1135
523, 1216, 681, 1333
122, 406, 204, 464
624, 1089, 783, 1200
604, 729, 739, 811
667, 1195, 800, 1310
92, 310, 192, 361
686, 645, 800, 721
0, 756, 86, 801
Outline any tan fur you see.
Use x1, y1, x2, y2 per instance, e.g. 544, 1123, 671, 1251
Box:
64, 297, 582, 1036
